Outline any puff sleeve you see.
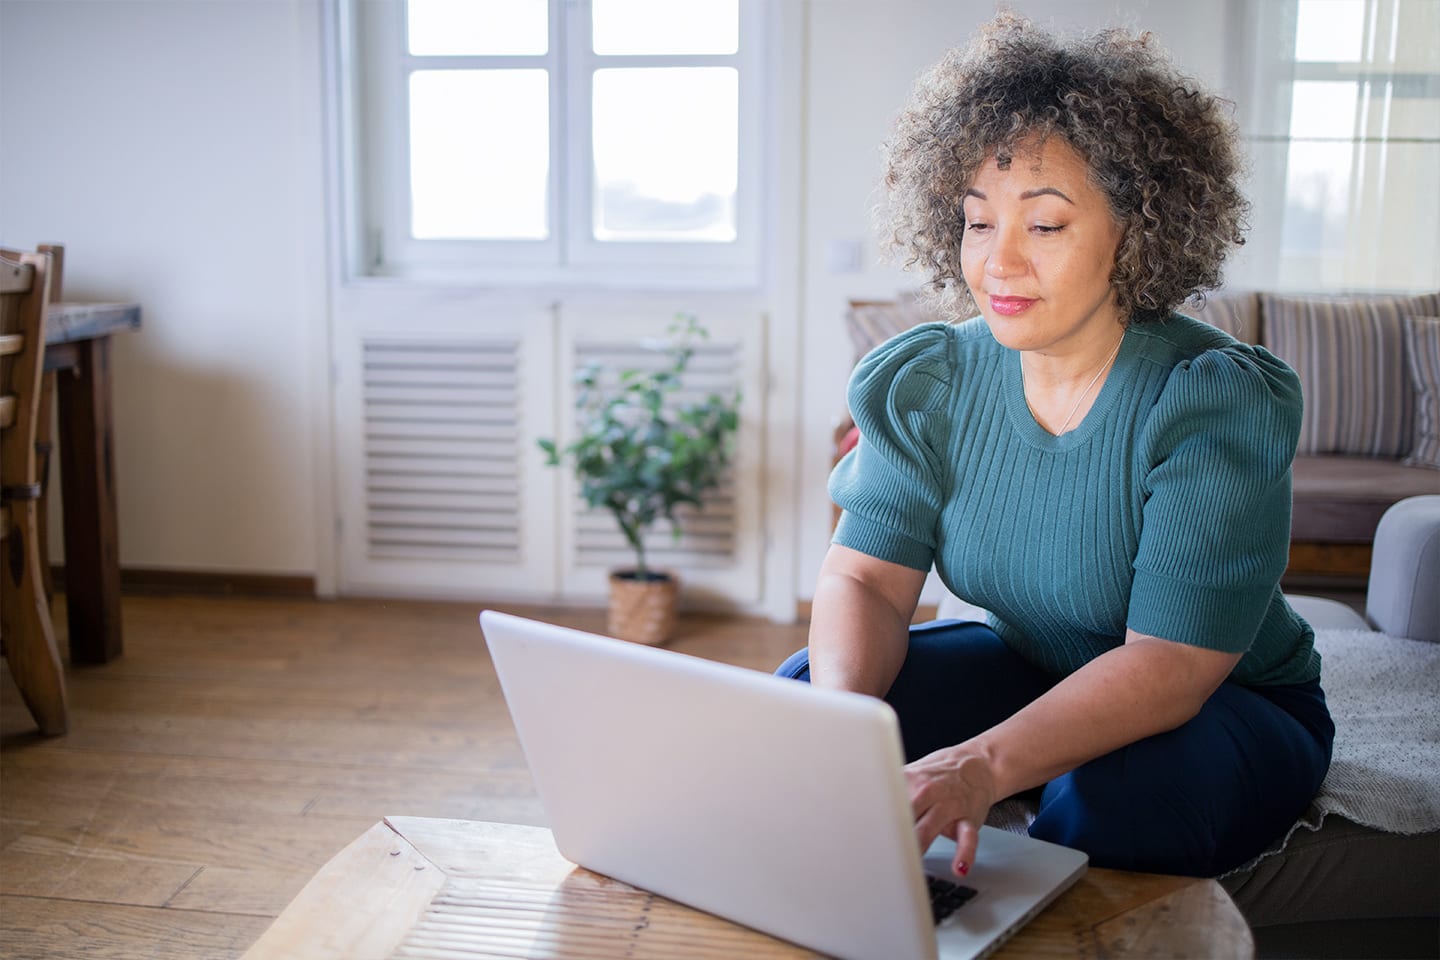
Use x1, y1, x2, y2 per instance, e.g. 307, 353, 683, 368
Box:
1129, 344, 1303, 651
829, 324, 957, 571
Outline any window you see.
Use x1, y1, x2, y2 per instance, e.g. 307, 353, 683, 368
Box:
347, 0, 764, 287
1234, 0, 1440, 293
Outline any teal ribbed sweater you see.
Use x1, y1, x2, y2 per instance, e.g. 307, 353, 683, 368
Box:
830, 313, 1320, 687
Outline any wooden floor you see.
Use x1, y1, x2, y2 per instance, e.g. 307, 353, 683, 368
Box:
0, 595, 809, 960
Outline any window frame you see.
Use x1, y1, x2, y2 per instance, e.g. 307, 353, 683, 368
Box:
350, 0, 764, 289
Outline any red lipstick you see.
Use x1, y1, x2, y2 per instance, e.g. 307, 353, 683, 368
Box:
988, 296, 1036, 316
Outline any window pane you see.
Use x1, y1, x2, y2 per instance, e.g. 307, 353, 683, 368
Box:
592, 68, 738, 242
1276, 141, 1440, 292
1394, 1, 1440, 71
1378, 77, 1440, 139
592, 0, 738, 55
1294, 0, 1365, 62
1279, 140, 1352, 267
1358, 141, 1440, 290
408, 0, 547, 56
1290, 81, 1359, 138
409, 70, 549, 240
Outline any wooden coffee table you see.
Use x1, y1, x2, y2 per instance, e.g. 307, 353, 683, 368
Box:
242, 817, 1253, 959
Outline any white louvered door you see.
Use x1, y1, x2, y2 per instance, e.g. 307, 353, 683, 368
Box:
332, 291, 764, 610
333, 290, 559, 599
360, 339, 523, 562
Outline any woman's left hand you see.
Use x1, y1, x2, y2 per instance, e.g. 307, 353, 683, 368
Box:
905, 745, 1000, 877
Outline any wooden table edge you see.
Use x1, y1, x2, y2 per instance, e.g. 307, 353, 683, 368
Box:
45, 301, 142, 345
239, 818, 1254, 960
240, 820, 444, 960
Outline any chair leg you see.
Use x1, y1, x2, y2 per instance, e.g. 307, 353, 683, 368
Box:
1, 498, 69, 735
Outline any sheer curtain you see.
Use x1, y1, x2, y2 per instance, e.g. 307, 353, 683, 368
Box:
1228, 0, 1440, 294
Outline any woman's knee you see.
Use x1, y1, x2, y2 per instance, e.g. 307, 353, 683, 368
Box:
772, 622, 1049, 762
774, 620, 1020, 689
774, 648, 811, 681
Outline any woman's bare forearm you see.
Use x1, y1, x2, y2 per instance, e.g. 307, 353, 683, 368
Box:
966, 635, 1242, 798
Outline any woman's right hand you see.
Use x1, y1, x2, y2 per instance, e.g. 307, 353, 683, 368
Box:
905, 743, 1001, 877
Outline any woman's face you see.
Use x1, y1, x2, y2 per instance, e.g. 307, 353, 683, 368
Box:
960, 136, 1126, 356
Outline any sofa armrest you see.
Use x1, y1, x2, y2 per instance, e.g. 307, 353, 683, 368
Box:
1367, 495, 1440, 642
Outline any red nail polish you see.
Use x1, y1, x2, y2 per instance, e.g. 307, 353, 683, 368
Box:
956, 862, 969, 876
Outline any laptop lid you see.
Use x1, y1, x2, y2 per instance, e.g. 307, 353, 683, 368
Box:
480, 610, 1086, 960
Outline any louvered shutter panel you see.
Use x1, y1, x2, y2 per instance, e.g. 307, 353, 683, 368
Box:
334, 308, 559, 599
362, 340, 523, 561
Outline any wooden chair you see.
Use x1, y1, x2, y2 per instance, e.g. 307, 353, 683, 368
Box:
1, 248, 68, 735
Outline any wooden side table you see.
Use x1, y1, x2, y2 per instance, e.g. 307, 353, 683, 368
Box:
44, 300, 141, 665
242, 818, 1253, 959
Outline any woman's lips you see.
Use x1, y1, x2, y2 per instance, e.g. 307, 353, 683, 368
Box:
989, 296, 1037, 316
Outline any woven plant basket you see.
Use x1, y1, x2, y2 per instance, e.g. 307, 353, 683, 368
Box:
607, 571, 679, 646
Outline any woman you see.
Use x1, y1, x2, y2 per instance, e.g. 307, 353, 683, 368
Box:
780, 15, 1334, 879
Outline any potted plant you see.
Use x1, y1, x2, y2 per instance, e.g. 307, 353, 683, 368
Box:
538, 314, 741, 645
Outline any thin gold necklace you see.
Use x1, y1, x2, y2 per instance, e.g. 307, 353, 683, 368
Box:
1024, 333, 1125, 435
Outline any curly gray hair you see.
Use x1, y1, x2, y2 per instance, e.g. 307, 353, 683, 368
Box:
882, 14, 1248, 323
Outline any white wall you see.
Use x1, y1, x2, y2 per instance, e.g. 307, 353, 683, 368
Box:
0, 0, 327, 577
794, 0, 1236, 601
0, 0, 1237, 602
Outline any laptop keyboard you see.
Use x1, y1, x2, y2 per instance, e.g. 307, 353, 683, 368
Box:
926, 875, 978, 923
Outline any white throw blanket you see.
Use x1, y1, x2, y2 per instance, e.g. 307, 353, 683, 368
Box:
1234, 627, 1440, 872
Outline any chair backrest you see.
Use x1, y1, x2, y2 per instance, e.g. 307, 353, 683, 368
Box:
0, 249, 52, 495
38, 243, 63, 302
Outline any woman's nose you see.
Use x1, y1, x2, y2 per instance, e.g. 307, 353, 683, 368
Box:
984, 228, 1026, 278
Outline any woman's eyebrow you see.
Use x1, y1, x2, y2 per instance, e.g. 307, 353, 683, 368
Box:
962, 186, 1075, 203
1020, 187, 1074, 203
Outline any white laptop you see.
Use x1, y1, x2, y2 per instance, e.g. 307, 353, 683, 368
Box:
479, 610, 1087, 960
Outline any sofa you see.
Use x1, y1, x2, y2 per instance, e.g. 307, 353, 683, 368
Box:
839, 291, 1440, 584
938, 495, 1440, 959
1181, 291, 1440, 584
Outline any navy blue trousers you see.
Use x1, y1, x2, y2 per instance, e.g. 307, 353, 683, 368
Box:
776, 619, 1334, 877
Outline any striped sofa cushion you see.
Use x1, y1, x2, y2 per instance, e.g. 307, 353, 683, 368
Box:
1404, 316, 1440, 470
1181, 291, 1261, 344
1261, 292, 1440, 457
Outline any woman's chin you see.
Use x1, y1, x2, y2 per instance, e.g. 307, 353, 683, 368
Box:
981, 314, 1043, 352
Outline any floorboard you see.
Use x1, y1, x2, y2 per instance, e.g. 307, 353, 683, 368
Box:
0, 595, 808, 959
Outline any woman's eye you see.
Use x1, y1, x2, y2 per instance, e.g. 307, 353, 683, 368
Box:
966, 221, 990, 232
1033, 224, 1065, 234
